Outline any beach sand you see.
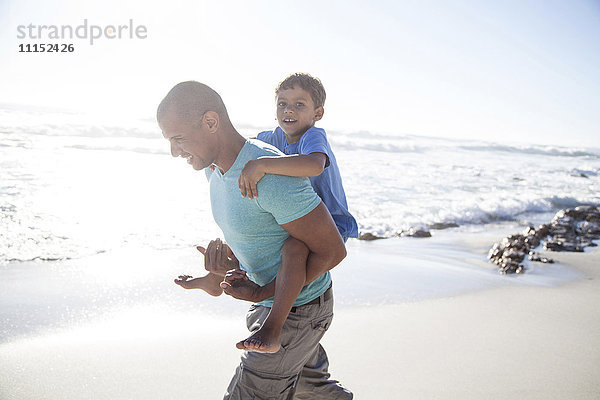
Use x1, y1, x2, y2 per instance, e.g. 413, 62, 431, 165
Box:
1, 233, 599, 399
327, 247, 600, 399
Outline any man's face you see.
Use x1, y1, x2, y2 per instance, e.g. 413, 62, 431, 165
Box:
276, 86, 323, 142
159, 113, 215, 171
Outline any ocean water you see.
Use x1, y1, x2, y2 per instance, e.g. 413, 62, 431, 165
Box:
1, 106, 599, 264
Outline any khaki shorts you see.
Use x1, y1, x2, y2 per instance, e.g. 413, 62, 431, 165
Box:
224, 287, 353, 400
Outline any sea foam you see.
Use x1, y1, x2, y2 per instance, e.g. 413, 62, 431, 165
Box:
1, 107, 599, 263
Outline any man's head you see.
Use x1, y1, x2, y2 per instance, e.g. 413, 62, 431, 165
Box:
157, 81, 230, 170
275, 73, 326, 141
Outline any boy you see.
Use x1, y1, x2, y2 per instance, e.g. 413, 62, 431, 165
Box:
232, 73, 358, 353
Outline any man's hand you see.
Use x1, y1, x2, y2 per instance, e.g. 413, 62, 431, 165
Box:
220, 270, 264, 302
197, 238, 239, 277
238, 159, 265, 199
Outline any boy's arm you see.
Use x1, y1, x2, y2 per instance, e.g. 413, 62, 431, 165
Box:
238, 153, 327, 199
258, 153, 327, 177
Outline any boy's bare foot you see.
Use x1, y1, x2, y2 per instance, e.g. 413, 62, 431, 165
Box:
174, 275, 223, 296
236, 325, 281, 353
200, 281, 223, 297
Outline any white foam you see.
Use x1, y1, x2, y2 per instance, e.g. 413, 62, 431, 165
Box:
1, 107, 599, 262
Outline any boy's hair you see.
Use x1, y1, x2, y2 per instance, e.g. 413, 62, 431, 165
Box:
276, 73, 326, 109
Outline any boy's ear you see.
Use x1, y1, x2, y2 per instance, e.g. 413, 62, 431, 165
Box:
203, 111, 219, 132
314, 106, 324, 122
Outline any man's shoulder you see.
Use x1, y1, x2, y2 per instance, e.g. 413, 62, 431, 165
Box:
256, 173, 321, 225
246, 138, 284, 157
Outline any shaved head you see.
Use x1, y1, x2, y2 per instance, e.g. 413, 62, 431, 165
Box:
157, 81, 246, 173
157, 81, 230, 126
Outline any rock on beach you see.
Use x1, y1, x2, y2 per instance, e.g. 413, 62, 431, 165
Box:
488, 205, 600, 274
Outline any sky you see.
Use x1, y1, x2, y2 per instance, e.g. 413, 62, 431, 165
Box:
1, 0, 599, 147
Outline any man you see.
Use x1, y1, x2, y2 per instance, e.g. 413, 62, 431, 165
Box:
157, 81, 353, 399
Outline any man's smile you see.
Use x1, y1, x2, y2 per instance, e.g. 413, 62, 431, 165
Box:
180, 153, 193, 164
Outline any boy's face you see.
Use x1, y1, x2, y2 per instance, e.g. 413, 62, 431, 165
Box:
276, 86, 324, 142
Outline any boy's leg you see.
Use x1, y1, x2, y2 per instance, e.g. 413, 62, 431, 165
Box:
237, 236, 308, 353
174, 272, 223, 296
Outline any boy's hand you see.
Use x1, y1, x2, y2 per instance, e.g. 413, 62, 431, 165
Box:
238, 159, 265, 199
197, 238, 239, 277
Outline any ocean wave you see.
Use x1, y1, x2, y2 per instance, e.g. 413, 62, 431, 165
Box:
330, 138, 423, 153
358, 196, 599, 238
65, 144, 166, 155
458, 144, 600, 159
0, 108, 158, 139
7, 123, 157, 139
330, 130, 600, 158
570, 168, 598, 178
2, 106, 598, 159
331, 129, 410, 141
2, 107, 600, 261
449, 196, 589, 225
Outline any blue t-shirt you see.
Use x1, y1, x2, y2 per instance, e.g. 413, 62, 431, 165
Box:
257, 126, 358, 240
205, 139, 331, 307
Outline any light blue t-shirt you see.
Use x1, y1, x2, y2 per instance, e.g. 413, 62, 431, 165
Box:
257, 126, 359, 240
205, 139, 331, 307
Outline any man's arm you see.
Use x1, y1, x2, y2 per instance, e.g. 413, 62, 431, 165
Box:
239, 153, 327, 199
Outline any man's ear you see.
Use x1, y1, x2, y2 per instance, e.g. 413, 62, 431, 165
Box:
203, 111, 220, 132
314, 106, 324, 122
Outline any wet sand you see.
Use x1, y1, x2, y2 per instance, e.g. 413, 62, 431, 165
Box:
0, 235, 598, 399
